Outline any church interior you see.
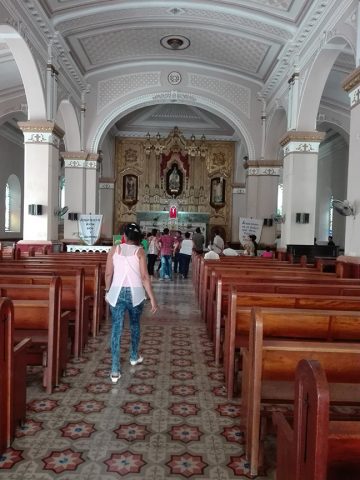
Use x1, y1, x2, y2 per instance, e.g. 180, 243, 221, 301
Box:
1, 0, 360, 478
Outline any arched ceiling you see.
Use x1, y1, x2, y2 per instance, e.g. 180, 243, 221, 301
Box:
38, 0, 313, 82
0, 0, 355, 142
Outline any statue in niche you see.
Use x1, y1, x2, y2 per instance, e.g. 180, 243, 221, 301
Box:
166, 163, 183, 197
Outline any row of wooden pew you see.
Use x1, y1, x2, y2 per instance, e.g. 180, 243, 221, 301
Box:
0, 250, 108, 455
192, 253, 360, 478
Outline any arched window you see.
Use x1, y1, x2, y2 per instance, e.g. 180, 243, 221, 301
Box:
5, 174, 21, 232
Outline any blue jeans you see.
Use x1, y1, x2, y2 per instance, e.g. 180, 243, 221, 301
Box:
160, 255, 172, 279
110, 287, 144, 374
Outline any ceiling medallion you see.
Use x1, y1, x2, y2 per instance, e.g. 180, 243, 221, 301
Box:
160, 35, 190, 50
168, 71, 182, 85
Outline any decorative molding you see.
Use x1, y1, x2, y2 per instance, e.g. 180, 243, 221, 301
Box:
342, 66, 360, 93
168, 71, 182, 85
152, 91, 196, 103
246, 160, 283, 168
64, 159, 86, 168
63, 152, 88, 161
280, 130, 326, 146
63, 151, 99, 169
232, 187, 246, 194
99, 182, 115, 190
246, 167, 281, 176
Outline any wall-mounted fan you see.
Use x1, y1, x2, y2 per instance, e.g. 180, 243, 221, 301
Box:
332, 199, 355, 217
54, 206, 69, 217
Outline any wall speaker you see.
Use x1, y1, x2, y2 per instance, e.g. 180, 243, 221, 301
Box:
296, 212, 310, 224
28, 204, 43, 215
263, 218, 273, 227
68, 212, 79, 221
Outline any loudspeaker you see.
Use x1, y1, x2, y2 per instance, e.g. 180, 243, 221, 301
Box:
68, 212, 78, 221
28, 204, 43, 215
296, 212, 310, 224
263, 218, 273, 227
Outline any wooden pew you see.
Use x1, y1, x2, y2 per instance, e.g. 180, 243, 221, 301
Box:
210, 273, 360, 362
11, 277, 71, 394
242, 307, 360, 477
222, 287, 360, 392
273, 359, 360, 480
0, 270, 87, 358
0, 263, 102, 337
0, 297, 30, 453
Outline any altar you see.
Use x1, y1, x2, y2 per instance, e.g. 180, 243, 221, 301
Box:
137, 211, 208, 238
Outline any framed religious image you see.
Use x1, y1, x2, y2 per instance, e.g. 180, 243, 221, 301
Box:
210, 177, 225, 208
166, 163, 183, 197
122, 174, 138, 206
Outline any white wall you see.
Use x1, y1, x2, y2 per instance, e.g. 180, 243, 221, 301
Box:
0, 135, 24, 238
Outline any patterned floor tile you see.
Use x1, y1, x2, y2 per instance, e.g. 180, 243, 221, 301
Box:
0, 273, 276, 479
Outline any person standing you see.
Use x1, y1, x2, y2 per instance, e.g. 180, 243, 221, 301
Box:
159, 227, 174, 280
173, 230, 182, 274
147, 228, 159, 279
249, 234, 258, 256
179, 232, 193, 279
105, 223, 158, 384
192, 227, 205, 254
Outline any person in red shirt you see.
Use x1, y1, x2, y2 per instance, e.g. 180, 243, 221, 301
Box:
158, 228, 174, 280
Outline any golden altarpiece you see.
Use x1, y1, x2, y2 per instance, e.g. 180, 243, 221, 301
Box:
114, 127, 234, 241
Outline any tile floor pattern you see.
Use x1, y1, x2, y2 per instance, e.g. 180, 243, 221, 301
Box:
0, 276, 275, 479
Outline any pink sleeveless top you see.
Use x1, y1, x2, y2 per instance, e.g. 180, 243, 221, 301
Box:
106, 244, 145, 307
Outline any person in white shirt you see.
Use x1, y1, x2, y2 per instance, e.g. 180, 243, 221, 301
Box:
179, 232, 193, 279
211, 230, 224, 255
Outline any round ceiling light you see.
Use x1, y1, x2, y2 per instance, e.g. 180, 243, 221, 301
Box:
160, 35, 190, 50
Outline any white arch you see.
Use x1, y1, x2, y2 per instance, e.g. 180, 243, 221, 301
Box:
265, 107, 287, 159
0, 24, 46, 120
88, 92, 256, 160
56, 100, 81, 151
297, 35, 355, 130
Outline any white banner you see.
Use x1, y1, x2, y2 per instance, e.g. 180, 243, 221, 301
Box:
78, 214, 103, 245
239, 217, 263, 244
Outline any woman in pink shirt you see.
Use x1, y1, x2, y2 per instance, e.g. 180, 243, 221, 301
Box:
261, 246, 273, 258
105, 223, 158, 384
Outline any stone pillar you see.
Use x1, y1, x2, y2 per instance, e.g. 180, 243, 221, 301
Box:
63, 152, 100, 242
342, 66, 360, 256
18, 121, 64, 244
279, 131, 325, 246
245, 160, 282, 244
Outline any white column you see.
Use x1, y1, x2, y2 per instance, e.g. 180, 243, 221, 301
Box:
245, 161, 281, 244
18, 121, 64, 242
343, 67, 360, 255
280, 131, 325, 246
287, 71, 300, 131
62, 152, 100, 241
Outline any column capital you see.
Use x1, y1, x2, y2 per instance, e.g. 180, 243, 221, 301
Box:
245, 159, 282, 176
18, 120, 64, 146
342, 66, 360, 93
63, 151, 100, 170
280, 130, 325, 156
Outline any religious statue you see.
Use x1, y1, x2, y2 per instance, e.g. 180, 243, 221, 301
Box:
169, 164, 180, 192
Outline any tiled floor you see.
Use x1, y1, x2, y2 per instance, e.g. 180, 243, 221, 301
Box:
0, 275, 275, 479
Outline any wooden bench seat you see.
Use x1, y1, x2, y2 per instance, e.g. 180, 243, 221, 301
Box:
9, 277, 71, 394
0, 297, 31, 454
242, 307, 360, 477
273, 359, 360, 480
0, 270, 87, 358
223, 289, 360, 396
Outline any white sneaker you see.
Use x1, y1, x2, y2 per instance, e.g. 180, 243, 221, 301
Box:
110, 373, 121, 384
130, 356, 144, 366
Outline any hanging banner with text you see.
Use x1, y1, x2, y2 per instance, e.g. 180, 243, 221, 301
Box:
239, 217, 263, 244
78, 214, 103, 245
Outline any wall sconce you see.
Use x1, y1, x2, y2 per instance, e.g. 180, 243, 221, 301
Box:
296, 212, 310, 224
28, 204, 43, 215
263, 218, 273, 227
68, 212, 79, 221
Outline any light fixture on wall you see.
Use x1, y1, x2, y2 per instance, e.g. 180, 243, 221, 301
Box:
263, 218, 273, 227
28, 204, 43, 215
68, 212, 79, 221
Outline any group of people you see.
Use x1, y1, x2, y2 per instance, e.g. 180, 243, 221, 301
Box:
145, 226, 205, 280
